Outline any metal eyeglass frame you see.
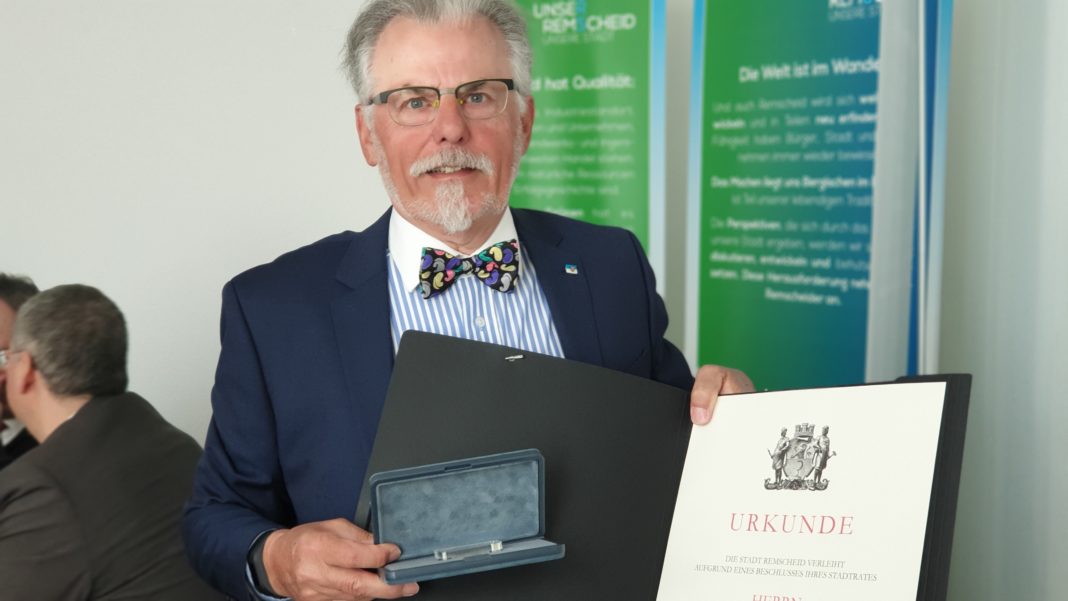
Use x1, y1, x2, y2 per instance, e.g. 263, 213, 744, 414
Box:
366, 78, 515, 126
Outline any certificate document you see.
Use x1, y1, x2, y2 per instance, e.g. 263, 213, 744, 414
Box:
656, 381, 949, 601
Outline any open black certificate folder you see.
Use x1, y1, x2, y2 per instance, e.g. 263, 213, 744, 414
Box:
357, 332, 970, 601
356, 332, 693, 600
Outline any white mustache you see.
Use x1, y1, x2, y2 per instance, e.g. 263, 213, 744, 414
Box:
409, 148, 495, 177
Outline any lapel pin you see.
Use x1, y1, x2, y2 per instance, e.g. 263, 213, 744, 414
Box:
564, 264, 579, 275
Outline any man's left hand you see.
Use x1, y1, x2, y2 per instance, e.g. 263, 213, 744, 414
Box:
689, 365, 754, 425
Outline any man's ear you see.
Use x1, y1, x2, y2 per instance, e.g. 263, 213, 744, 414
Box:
518, 95, 535, 155
355, 104, 379, 167
9, 352, 36, 396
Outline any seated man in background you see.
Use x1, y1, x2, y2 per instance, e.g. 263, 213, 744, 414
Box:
0, 273, 39, 470
0, 284, 222, 600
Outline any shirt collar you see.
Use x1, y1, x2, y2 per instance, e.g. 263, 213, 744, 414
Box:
1, 419, 26, 447
388, 208, 521, 293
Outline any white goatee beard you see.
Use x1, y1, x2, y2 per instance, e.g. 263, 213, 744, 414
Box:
379, 165, 501, 235
371, 126, 526, 235
421, 180, 497, 234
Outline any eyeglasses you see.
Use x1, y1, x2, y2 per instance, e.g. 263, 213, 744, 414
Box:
0, 349, 16, 369
367, 78, 515, 127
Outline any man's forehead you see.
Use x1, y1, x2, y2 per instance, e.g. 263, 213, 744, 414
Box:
370, 15, 511, 89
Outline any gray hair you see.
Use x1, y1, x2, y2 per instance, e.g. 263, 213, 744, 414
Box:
10, 284, 128, 397
0, 273, 39, 311
342, 0, 533, 104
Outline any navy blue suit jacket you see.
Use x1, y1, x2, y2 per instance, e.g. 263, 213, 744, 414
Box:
183, 208, 693, 597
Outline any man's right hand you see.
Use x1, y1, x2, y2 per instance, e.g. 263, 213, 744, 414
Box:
262, 518, 419, 601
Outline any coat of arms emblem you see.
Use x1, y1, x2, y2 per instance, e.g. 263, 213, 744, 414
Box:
765, 423, 836, 490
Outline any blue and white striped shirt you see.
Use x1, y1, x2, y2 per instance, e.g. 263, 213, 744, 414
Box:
386, 210, 564, 358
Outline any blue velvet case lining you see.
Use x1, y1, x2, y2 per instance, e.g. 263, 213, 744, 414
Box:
369, 449, 565, 583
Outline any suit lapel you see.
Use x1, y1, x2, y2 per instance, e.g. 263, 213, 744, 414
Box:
514, 209, 603, 366
331, 210, 395, 452
328, 207, 606, 445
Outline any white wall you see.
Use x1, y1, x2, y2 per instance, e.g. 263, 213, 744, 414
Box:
941, 0, 1068, 597
0, 1, 387, 440
662, 0, 694, 347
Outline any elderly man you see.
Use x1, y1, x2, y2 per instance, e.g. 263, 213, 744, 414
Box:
184, 1, 753, 600
0, 285, 221, 599
0, 273, 40, 470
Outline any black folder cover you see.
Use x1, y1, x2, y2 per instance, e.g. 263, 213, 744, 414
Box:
896, 374, 972, 601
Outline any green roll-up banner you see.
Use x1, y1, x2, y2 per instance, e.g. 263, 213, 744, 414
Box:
689, 1, 883, 390
512, 1, 663, 269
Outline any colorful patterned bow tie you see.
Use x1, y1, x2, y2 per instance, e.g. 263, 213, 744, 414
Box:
419, 240, 520, 300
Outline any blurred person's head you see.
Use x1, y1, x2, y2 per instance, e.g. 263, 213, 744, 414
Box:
0, 273, 39, 420
4, 284, 127, 441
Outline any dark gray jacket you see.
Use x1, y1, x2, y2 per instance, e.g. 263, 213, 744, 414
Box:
0, 392, 222, 600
